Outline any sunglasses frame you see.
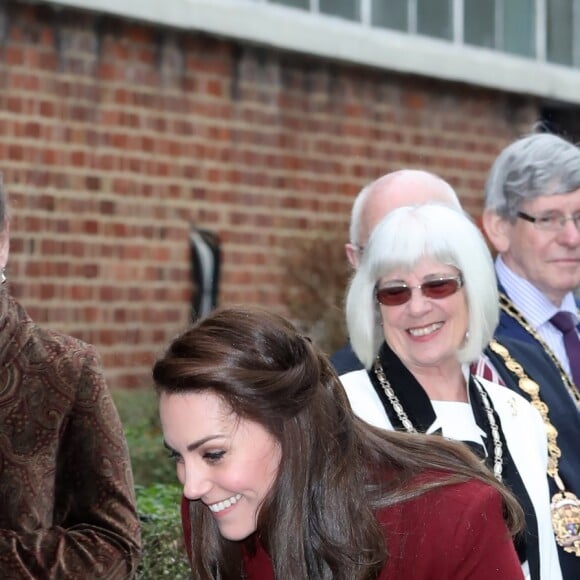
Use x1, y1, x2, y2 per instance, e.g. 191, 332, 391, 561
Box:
375, 274, 464, 307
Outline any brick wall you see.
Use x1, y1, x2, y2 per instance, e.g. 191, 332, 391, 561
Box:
0, 0, 538, 389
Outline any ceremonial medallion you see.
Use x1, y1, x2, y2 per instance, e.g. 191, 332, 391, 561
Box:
551, 490, 580, 556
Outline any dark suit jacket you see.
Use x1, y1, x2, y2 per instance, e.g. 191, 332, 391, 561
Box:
330, 340, 364, 375
493, 288, 580, 579
495, 284, 580, 346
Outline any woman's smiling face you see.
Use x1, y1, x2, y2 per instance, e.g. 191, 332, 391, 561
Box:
377, 256, 468, 374
160, 390, 281, 541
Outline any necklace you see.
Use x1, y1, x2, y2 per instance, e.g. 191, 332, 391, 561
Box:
373, 358, 503, 482
499, 292, 580, 405
489, 339, 580, 556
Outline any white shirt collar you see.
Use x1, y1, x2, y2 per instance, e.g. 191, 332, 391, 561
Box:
495, 255, 579, 326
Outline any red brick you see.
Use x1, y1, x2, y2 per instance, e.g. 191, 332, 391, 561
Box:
0, 0, 538, 389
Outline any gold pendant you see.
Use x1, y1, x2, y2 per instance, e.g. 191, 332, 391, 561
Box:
551, 490, 580, 556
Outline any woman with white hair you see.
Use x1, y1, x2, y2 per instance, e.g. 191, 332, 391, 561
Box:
341, 204, 561, 580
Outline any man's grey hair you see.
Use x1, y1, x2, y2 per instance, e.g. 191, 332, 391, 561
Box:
484, 133, 580, 219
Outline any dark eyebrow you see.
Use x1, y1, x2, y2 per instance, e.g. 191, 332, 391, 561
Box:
163, 435, 225, 454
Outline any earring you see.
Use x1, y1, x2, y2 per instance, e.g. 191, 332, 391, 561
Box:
1, 268, 6, 284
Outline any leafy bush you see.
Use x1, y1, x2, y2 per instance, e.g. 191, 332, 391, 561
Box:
136, 483, 191, 579
112, 388, 190, 579
111, 387, 176, 486
282, 234, 350, 355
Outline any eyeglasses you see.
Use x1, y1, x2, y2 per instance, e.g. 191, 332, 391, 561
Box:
376, 274, 464, 306
517, 210, 580, 232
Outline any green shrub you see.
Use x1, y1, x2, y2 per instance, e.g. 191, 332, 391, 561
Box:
282, 234, 350, 355
112, 387, 175, 486
112, 388, 190, 579
136, 483, 191, 579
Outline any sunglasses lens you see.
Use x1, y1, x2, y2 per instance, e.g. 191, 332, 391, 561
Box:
422, 279, 460, 299
376, 277, 462, 306
376, 286, 411, 306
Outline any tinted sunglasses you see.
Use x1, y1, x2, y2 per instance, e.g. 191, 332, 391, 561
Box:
376, 274, 464, 306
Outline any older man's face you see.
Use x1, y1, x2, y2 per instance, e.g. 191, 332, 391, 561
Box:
491, 189, 580, 306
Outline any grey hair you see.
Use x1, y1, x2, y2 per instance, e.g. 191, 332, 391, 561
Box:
349, 181, 374, 247
346, 204, 499, 369
349, 170, 461, 246
484, 133, 580, 219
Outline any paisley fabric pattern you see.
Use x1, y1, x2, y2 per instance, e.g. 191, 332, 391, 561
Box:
0, 288, 141, 579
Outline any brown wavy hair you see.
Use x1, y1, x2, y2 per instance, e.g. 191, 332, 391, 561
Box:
153, 306, 523, 580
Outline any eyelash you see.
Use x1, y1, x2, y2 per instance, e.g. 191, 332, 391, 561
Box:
166, 449, 226, 464
204, 450, 225, 463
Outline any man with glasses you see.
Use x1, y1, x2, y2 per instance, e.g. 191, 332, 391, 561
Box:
482, 132, 580, 577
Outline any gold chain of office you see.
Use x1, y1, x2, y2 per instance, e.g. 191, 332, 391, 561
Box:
488, 338, 580, 556
498, 292, 580, 406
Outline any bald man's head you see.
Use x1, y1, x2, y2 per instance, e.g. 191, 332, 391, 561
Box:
346, 170, 462, 267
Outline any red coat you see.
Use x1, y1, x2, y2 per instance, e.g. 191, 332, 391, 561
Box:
182, 477, 523, 579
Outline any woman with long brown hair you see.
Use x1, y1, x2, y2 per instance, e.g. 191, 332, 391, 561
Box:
153, 306, 523, 580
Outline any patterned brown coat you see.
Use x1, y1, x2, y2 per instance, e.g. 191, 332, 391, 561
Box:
0, 288, 141, 578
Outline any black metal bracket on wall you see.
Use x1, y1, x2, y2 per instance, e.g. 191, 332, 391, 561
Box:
189, 226, 221, 321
